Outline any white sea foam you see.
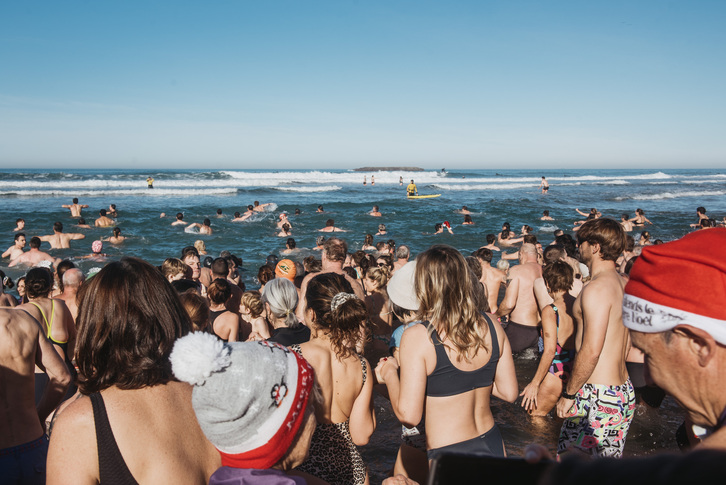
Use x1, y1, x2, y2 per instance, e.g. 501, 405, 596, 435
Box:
431, 183, 535, 191
538, 224, 560, 232
594, 179, 630, 185
615, 190, 726, 201
275, 185, 341, 193
0, 188, 239, 197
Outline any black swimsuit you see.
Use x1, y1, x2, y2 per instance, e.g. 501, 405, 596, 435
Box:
90, 393, 139, 485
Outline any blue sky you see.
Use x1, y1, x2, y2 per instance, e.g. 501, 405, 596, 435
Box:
1, 1, 724, 169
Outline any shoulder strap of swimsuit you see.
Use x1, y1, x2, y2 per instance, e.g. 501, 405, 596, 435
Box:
482, 313, 500, 361
90, 393, 139, 485
549, 303, 560, 331
29, 301, 50, 337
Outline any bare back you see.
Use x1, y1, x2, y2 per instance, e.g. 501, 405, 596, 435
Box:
504, 262, 542, 326
481, 265, 505, 313
18, 298, 76, 363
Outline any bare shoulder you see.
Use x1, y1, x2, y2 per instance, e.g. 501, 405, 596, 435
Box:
53, 394, 94, 431
400, 322, 428, 344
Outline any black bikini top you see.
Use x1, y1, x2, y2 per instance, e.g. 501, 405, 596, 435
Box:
422, 314, 500, 397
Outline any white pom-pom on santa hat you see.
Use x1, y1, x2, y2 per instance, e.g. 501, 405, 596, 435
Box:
171, 331, 231, 386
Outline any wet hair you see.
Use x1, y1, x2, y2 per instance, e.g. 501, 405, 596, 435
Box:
543, 210, 550, 216
14, 232, 25, 241
376, 254, 393, 270
194, 239, 206, 253
502, 222, 511, 230
700, 219, 713, 228
621, 213, 630, 221
216, 209, 222, 215
317, 205, 323, 211
640, 231, 651, 242
326, 219, 335, 227
25, 267, 53, 298
295, 208, 301, 215
465, 256, 482, 280
257, 265, 275, 286
697, 207, 706, 215
323, 237, 348, 263
113, 227, 121, 236
211, 257, 229, 278
179, 291, 209, 332
415, 245, 488, 359
500, 228, 510, 239
0, 269, 14, 290
99, 209, 107, 216
435, 223, 443, 232
29, 237, 41, 249
240, 290, 264, 318
16, 218, 24, 224
282, 223, 290, 232
56, 260, 76, 292
364, 234, 374, 246
542, 245, 565, 265
636, 208, 644, 215
262, 278, 299, 328
303, 256, 322, 274
523, 235, 538, 245
522, 225, 533, 233
306, 273, 368, 359
464, 214, 473, 223
247, 205, 254, 211
366, 265, 391, 288
287, 238, 296, 249
53, 221, 63, 232
396, 245, 410, 260
378, 224, 386, 232
180, 246, 199, 260
486, 234, 496, 244
653, 239, 664, 245
624, 235, 635, 252
75, 257, 192, 393
203, 218, 211, 226
576, 218, 627, 262
207, 278, 232, 305
373, 205, 379, 211
234, 211, 241, 218
73, 198, 79, 204
543, 261, 574, 294
176, 212, 184, 220
473, 247, 493, 263
79, 218, 87, 224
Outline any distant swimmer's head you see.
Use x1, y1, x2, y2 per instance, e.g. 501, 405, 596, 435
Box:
287, 238, 296, 249
373, 206, 379, 211
295, 208, 301, 215
15, 232, 26, 242
364, 234, 373, 245
176, 213, 184, 220
99, 209, 107, 216
621, 213, 629, 221
203, 218, 211, 227
326, 219, 335, 227
282, 223, 290, 232
543, 210, 549, 216
54, 221, 63, 233
234, 212, 241, 218
434, 223, 443, 232
216, 209, 222, 215
29, 236, 41, 249
378, 224, 386, 232
464, 215, 473, 223
316, 235, 326, 246
317, 205, 324, 211
73, 197, 79, 204
92, 240, 103, 254
78, 218, 86, 225
502, 222, 510, 231
697, 206, 707, 215
462, 206, 468, 211
15, 218, 25, 228
542, 176, 546, 180
113, 227, 121, 236
254, 201, 260, 207
248, 205, 254, 211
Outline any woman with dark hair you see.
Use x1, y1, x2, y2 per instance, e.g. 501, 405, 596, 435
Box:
18, 267, 76, 401
207, 278, 245, 342
362, 234, 376, 251
51, 259, 75, 297
291, 272, 376, 485
0, 269, 16, 307
376, 245, 518, 465
47, 257, 220, 484
257, 264, 275, 293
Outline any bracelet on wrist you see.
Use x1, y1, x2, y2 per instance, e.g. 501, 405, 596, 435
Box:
561, 389, 578, 400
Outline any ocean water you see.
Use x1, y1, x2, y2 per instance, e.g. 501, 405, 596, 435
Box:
2, 167, 716, 479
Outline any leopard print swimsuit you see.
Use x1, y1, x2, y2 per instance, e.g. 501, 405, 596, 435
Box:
290, 344, 367, 485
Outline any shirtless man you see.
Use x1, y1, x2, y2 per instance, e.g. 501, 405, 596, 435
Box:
105, 227, 126, 244
473, 248, 506, 313
620, 214, 634, 232
0, 308, 71, 483
277, 223, 291, 237
61, 198, 89, 217
187, 219, 213, 235
496, 243, 543, 353
75, 218, 91, 229
215, 208, 224, 218
39, 222, 85, 249
541, 210, 554, 221
14, 218, 25, 232
296, 237, 364, 323
540, 176, 549, 194
369, 206, 382, 217
481, 234, 500, 252
393, 245, 410, 272
319, 219, 346, 232
252, 201, 273, 212
57, 268, 85, 321
231, 211, 251, 222
2, 233, 26, 261
456, 205, 471, 215
9, 237, 58, 268
281, 238, 298, 255
690, 206, 709, 227
94, 209, 115, 228
555, 218, 635, 458
171, 212, 187, 226
433, 222, 453, 235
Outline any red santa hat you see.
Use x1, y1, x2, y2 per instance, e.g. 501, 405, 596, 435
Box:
623, 228, 726, 345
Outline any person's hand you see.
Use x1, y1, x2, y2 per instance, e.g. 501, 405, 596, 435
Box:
520, 382, 539, 412
374, 356, 399, 384
382, 474, 419, 485
523, 443, 554, 464
556, 397, 575, 419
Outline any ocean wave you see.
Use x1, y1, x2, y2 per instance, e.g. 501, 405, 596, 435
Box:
221, 170, 446, 185
680, 179, 726, 185
594, 179, 630, 185
615, 190, 726, 201
538, 224, 560, 232
431, 183, 534, 191
0, 188, 239, 197
275, 185, 341, 193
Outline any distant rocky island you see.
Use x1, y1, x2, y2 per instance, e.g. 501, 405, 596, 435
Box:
353, 166, 424, 172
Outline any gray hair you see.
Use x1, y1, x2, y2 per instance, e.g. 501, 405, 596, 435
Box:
395, 245, 410, 260
261, 278, 299, 328
62, 268, 86, 289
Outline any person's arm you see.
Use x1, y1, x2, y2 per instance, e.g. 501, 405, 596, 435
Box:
71, 233, 85, 241
81, 204, 89, 209
376, 325, 428, 427
491, 319, 518, 402
8, 256, 21, 267
33, 318, 72, 424
250, 317, 271, 340
520, 306, 557, 411
348, 357, 376, 446
556, 285, 610, 418
501, 251, 519, 260
496, 275, 519, 319
575, 208, 588, 217
46, 397, 98, 485
94, 219, 101, 227
1, 246, 12, 258
38, 235, 51, 242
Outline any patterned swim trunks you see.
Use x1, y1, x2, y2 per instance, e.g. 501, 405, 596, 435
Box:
557, 379, 636, 458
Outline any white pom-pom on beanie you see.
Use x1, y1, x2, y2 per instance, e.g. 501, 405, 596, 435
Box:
171, 331, 231, 386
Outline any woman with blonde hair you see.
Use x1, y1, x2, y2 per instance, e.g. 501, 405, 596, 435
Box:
291, 272, 375, 485
194, 239, 207, 255
376, 245, 518, 462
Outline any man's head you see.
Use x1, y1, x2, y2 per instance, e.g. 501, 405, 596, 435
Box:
62, 268, 85, 291
326, 219, 335, 227
323, 237, 347, 264
396, 245, 410, 261
181, 246, 201, 280
473, 247, 493, 264
623, 228, 726, 429
16, 218, 25, 229
211, 257, 229, 279
518, 243, 538, 262
14, 233, 26, 246
576, 218, 626, 263
203, 218, 211, 227
697, 206, 707, 216
53, 221, 63, 233
373, 205, 379, 211
216, 209, 223, 215
29, 236, 41, 249
176, 212, 184, 221
287, 238, 296, 249
73, 197, 79, 204
542, 245, 565, 265
99, 209, 107, 217
486, 234, 496, 245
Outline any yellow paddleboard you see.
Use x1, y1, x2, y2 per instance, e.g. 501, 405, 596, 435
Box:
407, 194, 441, 199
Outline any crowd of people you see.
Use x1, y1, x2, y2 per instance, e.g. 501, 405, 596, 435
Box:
1, 197, 726, 484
